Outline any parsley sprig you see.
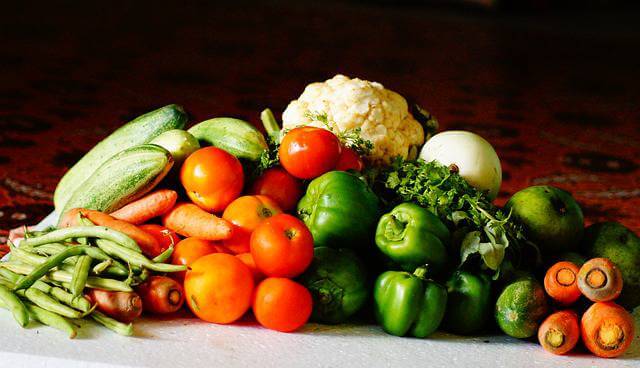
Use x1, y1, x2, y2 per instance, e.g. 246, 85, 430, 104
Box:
305, 112, 374, 156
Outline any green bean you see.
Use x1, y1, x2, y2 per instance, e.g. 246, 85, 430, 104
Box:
0, 278, 14, 289
0, 267, 20, 283
38, 283, 91, 313
13, 246, 87, 290
11, 245, 79, 267
91, 310, 134, 336
20, 226, 140, 252
49, 270, 133, 292
75, 212, 92, 245
70, 255, 91, 297
96, 239, 186, 273
32, 243, 68, 254
0, 284, 29, 327
92, 259, 112, 274
152, 245, 174, 263
1, 262, 133, 292
24, 301, 77, 338
24, 288, 83, 319
33, 243, 131, 276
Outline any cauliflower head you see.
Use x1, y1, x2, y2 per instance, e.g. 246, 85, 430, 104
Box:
282, 74, 425, 165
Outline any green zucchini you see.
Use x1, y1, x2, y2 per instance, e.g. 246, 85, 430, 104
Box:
188, 117, 267, 161
54, 104, 187, 212
59, 144, 173, 223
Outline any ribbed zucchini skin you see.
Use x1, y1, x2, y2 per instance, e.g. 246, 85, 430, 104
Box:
188, 117, 267, 161
54, 104, 187, 212
59, 144, 173, 222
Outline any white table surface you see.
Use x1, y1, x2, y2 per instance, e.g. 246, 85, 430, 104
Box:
1, 212, 638, 368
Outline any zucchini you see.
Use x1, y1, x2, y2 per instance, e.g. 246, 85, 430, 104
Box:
54, 104, 187, 212
59, 144, 173, 223
188, 117, 267, 161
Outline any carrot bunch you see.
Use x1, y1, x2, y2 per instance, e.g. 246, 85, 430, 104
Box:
540, 258, 635, 358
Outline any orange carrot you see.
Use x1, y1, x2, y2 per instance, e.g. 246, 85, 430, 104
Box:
110, 189, 178, 225
136, 276, 184, 314
162, 203, 233, 240
581, 302, 635, 358
60, 208, 160, 257
538, 310, 580, 355
577, 258, 623, 302
544, 261, 581, 306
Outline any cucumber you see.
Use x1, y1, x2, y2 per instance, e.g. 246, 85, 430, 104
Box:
54, 104, 187, 212
59, 144, 173, 223
188, 117, 267, 161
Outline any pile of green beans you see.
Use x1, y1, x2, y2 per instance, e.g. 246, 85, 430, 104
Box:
0, 224, 186, 338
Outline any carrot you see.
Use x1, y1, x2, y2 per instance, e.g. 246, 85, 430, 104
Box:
581, 302, 635, 358
60, 208, 160, 257
577, 258, 623, 302
110, 189, 178, 225
162, 203, 233, 240
544, 261, 581, 306
537, 310, 580, 355
136, 276, 184, 314
87, 289, 143, 323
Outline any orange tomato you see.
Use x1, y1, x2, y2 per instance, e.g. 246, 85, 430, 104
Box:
171, 237, 231, 282
250, 213, 313, 278
181, 147, 244, 213
250, 167, 303, 212
222, 195, 282, 254
185, 253, 254, 324
279, 127, 341, 179
252, 278, 312, 332
236, 252, 265, 283
335, 147, 364, 172
139, 224, 181, 258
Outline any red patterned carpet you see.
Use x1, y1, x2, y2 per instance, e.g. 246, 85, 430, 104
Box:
1, 2, 639, 251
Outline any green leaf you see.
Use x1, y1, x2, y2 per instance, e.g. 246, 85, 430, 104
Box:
478, 241, 505, 271
460, 231, 481, 266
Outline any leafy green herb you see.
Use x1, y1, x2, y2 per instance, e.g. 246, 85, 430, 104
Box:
366, 157, 538, 276
305, 111, 374, 156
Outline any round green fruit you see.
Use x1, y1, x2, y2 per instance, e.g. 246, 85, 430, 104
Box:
581, 222, 640, 310
505, 185, 584, 254
495, 277, 548, 339
151, 129, 200, 164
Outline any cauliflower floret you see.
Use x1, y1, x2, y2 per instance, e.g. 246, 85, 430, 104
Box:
282, 75, 424, 165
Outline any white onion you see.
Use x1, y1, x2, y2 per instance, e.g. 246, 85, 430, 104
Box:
419, 131, 502, 200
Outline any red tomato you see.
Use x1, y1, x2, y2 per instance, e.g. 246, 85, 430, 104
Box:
138, 224, 181, 258
252, 278, 312, 332
185, 253, 254, 324
278, 127, 341, 179
250, 168, 303, 212
181, 147, 244, 213
171, 237, 231, 282
335, 147, 364, 172
222, 195, 282, 254
250, 214, 314, 278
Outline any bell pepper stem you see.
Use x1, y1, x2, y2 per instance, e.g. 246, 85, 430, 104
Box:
413, 265, 429, 279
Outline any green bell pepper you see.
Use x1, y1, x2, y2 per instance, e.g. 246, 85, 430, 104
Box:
298, 171, 380, 249
442, 270, 492, 335
374, 267, 448, 338
298, 247, 369, 324
375, 203, 450, 273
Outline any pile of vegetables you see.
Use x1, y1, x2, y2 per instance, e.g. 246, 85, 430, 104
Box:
1, 75, 637, 360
